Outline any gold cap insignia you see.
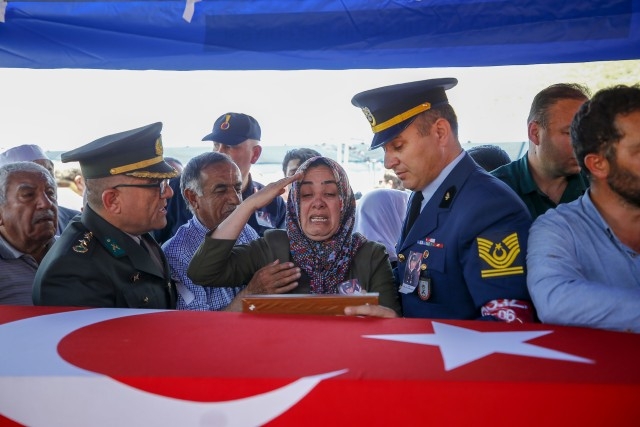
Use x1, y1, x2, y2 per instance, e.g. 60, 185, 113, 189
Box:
362, 107, 376, 127
220, 114, 231, 130
155, 136, 163, 156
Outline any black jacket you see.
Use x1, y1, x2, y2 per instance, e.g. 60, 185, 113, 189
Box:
33, 205, 176, 309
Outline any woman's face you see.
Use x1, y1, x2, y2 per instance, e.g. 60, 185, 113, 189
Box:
298, 165, 343, 241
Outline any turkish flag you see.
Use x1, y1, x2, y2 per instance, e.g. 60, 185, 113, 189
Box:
1, 306, 639, 426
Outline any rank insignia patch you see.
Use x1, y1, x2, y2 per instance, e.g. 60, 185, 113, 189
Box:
477, 232, 524, 278
100, 237, 126, 257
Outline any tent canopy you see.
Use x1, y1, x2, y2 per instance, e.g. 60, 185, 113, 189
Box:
1, 0, 639, 71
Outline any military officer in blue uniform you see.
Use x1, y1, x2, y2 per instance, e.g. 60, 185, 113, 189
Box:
33, 122, 179, 308
345, 78, 535, 322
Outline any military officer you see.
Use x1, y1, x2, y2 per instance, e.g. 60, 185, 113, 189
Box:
33, 122, 179, 308
345, 78, 535, 322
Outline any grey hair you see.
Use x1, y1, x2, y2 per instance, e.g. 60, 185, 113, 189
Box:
180, 151, 236, 214
0, 161, 57, 205
83, 175, 121, 209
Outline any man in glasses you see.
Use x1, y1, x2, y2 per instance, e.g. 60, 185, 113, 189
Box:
33, 122, 179, 309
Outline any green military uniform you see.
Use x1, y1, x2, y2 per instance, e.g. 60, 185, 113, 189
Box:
33, 205, 176, 308
32, 122, 179, 308
491, 154, 589, 220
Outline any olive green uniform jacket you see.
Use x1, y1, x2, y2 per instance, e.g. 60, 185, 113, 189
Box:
33, 205, 176, 309
187, 229, 401, 315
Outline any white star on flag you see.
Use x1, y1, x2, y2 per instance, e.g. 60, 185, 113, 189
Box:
364, 321, 594, 371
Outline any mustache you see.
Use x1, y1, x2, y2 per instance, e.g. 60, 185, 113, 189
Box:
32, 210, 56, 224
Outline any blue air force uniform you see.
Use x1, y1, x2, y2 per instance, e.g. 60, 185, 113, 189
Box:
396, 153, 532, 319
352, 78, 534, 321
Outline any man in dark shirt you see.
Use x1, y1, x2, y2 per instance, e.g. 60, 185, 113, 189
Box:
154, 113, 286, 244
203, 112, 286, 237
491, 83, 590, 219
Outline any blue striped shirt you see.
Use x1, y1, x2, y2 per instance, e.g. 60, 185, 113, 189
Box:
162, 216, 259, 311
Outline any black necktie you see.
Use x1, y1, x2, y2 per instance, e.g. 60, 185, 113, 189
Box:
403, 191, 423, 239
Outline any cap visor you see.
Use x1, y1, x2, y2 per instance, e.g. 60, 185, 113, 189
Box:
369, 118, 415, 150
201, 133, 247, 145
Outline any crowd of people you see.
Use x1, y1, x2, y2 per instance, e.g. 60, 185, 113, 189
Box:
1, 78, 638, 334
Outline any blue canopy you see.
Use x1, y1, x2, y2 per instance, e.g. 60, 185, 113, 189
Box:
1, 0, 639, 70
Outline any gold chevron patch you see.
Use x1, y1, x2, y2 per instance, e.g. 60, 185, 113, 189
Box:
477, 232, 524, 278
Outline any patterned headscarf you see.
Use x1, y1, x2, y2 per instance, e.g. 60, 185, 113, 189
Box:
287, 156, 366, 294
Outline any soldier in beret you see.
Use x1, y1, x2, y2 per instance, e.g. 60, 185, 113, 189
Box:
345, 78, 535, 322
33, 122, 179, 309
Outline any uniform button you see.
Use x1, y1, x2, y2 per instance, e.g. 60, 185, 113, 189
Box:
398, 254, 406, 262
420, 263, 427, 271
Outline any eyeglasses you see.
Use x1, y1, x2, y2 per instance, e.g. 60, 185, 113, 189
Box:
112, 179, 170, 197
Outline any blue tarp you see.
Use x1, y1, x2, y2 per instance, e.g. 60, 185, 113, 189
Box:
1, 0, 639, 70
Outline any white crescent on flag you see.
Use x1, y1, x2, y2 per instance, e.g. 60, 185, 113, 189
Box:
0, 308, 346, 427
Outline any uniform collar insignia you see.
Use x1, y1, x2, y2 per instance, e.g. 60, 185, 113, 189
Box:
100, 237, 126, 257
439, 186, 457, 208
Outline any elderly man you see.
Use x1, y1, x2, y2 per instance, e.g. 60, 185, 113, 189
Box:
0, 162, 58, 305
33, 122, 179, 308
162, 152, 300, 311
491, 83, 590, 219
527, 84, 640, 333
346, 78, 533, 322
0, 144, 81, 232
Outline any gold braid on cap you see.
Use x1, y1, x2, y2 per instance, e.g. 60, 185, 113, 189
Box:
109, 155, 164, 175
127, 170, 178, 179
110, 136, 168, 176
370, 102, 431, 133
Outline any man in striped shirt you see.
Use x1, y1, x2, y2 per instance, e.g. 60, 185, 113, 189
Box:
162, 152, 299, 311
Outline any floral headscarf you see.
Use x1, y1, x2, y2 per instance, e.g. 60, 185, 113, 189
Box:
287, 156, 366, 294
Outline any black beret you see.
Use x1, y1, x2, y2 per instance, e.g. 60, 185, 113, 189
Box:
61, 122, 179, 179
351, 78, 458, 149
